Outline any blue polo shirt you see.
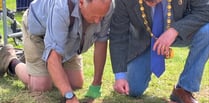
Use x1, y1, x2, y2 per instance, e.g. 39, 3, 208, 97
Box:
27, 0, 114, 62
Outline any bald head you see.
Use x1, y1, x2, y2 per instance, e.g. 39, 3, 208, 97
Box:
80, 0, 111, 23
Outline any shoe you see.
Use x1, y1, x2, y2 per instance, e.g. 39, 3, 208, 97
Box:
170, 86, 198, 103
0, 44, 17, 77
15, 48, 25, 63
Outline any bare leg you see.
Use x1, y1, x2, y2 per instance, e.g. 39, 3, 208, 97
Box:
65, 69, 84, 90
15, 63, 52, 92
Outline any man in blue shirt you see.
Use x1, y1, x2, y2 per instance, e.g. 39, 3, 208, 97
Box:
110, 0, 209, 102
0, 0, 113, 102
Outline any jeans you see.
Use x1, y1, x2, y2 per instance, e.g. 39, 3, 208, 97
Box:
178, 23, 209, 92
127, 48, 151, 97
127, 23, 209, 97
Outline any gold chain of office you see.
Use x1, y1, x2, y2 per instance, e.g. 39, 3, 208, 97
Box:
138, 0, 174, 59
138, 0, 172, 39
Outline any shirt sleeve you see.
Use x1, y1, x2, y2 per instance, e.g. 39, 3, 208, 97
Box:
42, 1, 70, 61
115, 72, 127, 80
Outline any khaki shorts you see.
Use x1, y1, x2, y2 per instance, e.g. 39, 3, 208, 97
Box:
22, 10, 83, 76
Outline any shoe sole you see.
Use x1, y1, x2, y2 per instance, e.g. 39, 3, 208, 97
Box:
170, 94, 183, 103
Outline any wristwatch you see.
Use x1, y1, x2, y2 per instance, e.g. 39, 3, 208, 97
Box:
64, 91, 75, 101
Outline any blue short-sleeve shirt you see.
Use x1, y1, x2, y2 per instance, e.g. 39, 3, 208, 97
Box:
27, 0, 114, 62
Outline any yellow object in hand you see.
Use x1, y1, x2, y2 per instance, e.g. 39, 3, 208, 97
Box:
165, 48, 174, 59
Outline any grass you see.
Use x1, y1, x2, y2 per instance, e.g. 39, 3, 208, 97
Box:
0, 1, 209, 103
0, 47, 208, 103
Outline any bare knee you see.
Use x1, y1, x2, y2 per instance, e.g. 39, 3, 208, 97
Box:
71, 80, 83, 90
28, 84, 52, 92
28, 75, 52, 92
66, 69, 84, 90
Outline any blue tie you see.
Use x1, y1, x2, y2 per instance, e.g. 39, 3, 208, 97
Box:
151, 2, 165, 77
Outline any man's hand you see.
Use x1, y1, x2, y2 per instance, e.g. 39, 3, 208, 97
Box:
153, 28, 178, 55
113, 79, 129, 95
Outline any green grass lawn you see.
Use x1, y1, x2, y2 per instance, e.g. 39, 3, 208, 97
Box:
0, 1, 209, 103
0, 47, 208, 103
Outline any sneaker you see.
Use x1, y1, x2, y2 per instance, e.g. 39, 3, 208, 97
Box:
0, 44, 17, 77
170, 86, 198, 103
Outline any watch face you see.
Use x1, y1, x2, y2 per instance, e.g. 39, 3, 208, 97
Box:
65, 92, 74, 99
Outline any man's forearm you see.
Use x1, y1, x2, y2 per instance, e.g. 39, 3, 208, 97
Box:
47, 50, 72, 96
92, 41, 107, 85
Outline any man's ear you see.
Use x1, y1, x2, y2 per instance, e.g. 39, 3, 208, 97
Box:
79, 0, 84, 7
